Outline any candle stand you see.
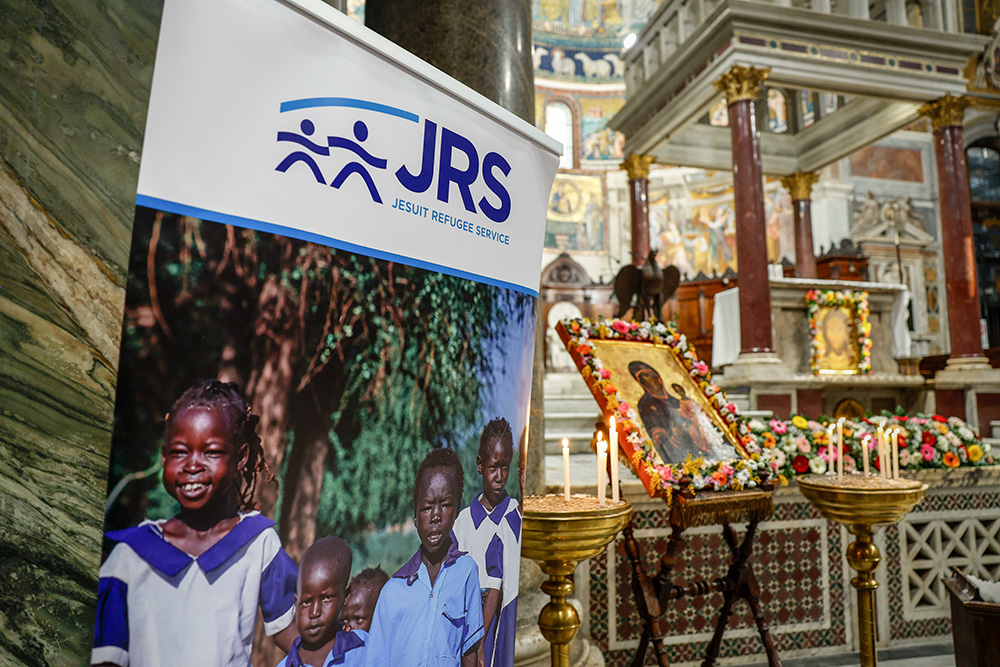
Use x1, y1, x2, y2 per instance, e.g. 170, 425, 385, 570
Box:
522, 495, 632, 667
797, 475, 927, 667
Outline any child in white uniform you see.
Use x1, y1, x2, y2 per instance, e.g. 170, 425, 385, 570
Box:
92, 380, 298, 667
452, 418, 520, 667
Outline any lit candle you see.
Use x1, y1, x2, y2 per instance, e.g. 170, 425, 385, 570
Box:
876, 425, 886, 479
597, 436, 607, 507
889, 428, 903, 479
861, 434, 871, 476
837, 418, 845, 481
562, 437, 571, 501
609, 416, 619, 502
826, 424, 837, 475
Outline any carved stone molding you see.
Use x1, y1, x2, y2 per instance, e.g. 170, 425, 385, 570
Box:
713, 65, 771, 104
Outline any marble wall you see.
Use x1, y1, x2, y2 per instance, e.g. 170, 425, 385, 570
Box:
0, 1, 161, 663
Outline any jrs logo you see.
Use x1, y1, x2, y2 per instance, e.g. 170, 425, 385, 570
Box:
274, 97, 512, 223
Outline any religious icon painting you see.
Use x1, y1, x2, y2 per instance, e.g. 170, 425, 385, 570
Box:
806, 289, 873, 376
555, 318, 756, 501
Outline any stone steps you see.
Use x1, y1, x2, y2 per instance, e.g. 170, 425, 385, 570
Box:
544, 372, 601, 454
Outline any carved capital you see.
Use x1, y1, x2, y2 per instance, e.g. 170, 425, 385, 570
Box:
779, 171, 820, 201
620, 153, 656, 181
919, 94, 971, 131
713, 65, 770, 104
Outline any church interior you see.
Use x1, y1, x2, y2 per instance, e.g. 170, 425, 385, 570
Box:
4, 0, 1000, 665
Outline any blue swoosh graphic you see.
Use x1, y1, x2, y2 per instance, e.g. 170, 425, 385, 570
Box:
280, 97, 419, 123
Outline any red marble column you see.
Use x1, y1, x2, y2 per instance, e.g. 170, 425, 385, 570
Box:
780, 171, 820, 279
716, 65, 773, 354
921, 95, 982, 359
622, 154, 655, 267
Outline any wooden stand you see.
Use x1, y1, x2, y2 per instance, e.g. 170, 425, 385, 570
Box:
621, 486, 782, 667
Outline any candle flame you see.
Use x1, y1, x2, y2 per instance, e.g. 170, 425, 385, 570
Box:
562, 437, 569, 452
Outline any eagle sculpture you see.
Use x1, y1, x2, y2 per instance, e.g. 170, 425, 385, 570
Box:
613, 250, 681, 321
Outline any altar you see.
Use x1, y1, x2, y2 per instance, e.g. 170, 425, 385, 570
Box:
712, 277, 927, 420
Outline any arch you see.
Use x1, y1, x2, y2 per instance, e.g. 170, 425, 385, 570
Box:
544, 100, 576, 169
546, 302, 583, 371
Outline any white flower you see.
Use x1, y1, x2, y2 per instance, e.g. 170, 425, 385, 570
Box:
745, 441, 761, 455
958, 427, 975, 441
984, 443, 992, 454
770, 449, 787, 468
809, 457, 827, 474
736, 468, 752, 485
748, 419, 766, 432
781, 439, 798, 455
705, 386, 716, 396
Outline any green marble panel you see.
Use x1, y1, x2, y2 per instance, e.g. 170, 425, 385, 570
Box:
0, 1, 162, 664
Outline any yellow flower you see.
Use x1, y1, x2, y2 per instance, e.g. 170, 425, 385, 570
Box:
968, 444, 983, 463
792, 416, 809, 429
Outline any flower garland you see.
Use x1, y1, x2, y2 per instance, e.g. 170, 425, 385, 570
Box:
743, 412, 994, 479
805, 289, 872, 375
558, 317, 779, 504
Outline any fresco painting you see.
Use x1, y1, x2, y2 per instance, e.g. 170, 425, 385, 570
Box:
544, 173, 606, 252
650, 176, 793, 278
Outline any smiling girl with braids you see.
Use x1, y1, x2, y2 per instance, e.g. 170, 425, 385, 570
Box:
92, 380, 298, 667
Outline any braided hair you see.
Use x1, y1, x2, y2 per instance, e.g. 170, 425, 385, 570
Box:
164, 379, 272, 512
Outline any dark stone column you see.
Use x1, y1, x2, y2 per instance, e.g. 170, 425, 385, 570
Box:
715, 65, 773, 354
920, 95, 982, 360
622, 154, 655, 266
365, 0, 534, 122
780, 171, 820, 279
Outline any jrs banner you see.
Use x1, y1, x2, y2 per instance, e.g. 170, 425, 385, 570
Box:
90, 1, 559, 666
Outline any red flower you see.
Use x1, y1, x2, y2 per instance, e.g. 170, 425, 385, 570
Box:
792, 455, 809, 473
932, 415, 947, 423
873, 455, 881, 471
897, 416, 908, 422
922, 431, 935, 446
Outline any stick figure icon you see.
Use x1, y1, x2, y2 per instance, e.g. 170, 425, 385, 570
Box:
329, 120, 387, 203
275, 119, 329, 183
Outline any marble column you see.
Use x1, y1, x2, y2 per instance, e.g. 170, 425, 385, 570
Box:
715, 65, 773, 354
920, 95, 986, 363
365, 0, 534, 122
621, 153, 656, 266
780, 171, 820, 279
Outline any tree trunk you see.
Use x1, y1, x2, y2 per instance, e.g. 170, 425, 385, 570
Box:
246, 273, 301, 518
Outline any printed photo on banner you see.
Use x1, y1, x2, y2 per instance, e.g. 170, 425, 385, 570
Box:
94, 210, 532, 667
587, 340, 742, 464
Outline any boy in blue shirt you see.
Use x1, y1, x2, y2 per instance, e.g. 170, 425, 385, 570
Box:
342, 567, 388, 634
365, 448, 484, 667
277, 537, 366, 667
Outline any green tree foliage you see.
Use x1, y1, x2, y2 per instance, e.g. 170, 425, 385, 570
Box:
109, 210, 533, 556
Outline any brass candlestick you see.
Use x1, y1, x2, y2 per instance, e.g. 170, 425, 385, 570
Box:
798, 475, 927, 667
522, 495, 632, 667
